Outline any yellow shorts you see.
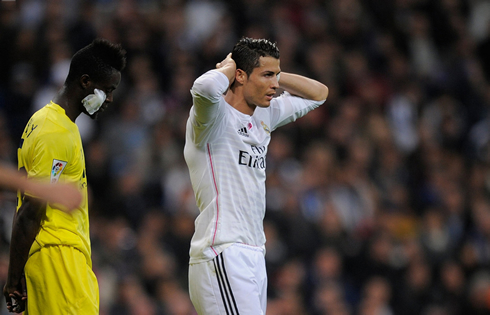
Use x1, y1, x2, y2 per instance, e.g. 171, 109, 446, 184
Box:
23, 245, 99, 315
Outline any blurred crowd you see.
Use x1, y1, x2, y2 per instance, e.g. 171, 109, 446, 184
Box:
1, 0, 490, 314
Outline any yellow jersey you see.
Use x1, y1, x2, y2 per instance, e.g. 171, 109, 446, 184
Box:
17, 101, 91, 267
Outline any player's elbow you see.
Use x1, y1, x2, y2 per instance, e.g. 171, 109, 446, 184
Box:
191, 80, 220, 101
320, 85, 329, 101
313, 84, 329, 102
191, 70, 230, 101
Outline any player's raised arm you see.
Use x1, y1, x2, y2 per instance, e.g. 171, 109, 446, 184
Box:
215, 53, 237, 87
189, 53, 237, 136
278, 72, 329, 101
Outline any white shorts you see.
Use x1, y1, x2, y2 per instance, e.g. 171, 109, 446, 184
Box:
189, 243, 267, 315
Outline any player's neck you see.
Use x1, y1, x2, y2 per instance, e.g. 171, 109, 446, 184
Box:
52, 87, 82, 122
225, 87, 256, 116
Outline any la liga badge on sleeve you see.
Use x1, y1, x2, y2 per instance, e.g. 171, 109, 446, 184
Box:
51, 159, 67, 183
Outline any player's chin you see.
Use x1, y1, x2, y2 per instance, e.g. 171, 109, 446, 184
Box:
257, 103, 270, 109
258, 99, 272, 108
92, 108, 108, 120
88, 111, 100, 120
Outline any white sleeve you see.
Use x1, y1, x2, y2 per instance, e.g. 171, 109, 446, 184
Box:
269, 92, 325, 131
188, 70, 229, 145
190, 70, 229, 124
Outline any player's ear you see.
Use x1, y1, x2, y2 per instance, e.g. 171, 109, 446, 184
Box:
235, 69, 247, 84
79, 74, 93, 90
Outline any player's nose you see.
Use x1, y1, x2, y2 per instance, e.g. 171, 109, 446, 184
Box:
105, 93, 113, 103
272, 77, 279, 89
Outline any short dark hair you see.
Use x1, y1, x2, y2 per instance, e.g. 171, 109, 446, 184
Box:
65, 38, 126, 85
231, 37, 280, 76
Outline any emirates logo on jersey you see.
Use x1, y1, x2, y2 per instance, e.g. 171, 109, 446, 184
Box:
238, 145, 266, 169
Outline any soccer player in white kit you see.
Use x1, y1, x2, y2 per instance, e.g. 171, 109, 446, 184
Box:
184, 37, 329, 314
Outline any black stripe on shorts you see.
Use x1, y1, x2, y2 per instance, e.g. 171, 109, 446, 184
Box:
213, 253, 239, 315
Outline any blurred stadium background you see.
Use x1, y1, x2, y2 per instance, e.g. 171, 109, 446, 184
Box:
1, 0, 490, 314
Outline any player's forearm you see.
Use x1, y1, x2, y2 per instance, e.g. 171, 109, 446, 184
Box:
0, 166, 28, 192
6, 198, 45, 285
216, 63, 236, 86
215, 53, 236, 86
279, 72, 329, 101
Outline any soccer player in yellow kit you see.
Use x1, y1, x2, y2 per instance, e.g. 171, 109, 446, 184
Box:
3, 39, 126, 314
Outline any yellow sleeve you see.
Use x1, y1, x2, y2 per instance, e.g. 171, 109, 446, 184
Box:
27, 131, 74, 187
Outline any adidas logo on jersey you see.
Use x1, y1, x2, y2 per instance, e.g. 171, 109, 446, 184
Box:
237, 126, 249, 137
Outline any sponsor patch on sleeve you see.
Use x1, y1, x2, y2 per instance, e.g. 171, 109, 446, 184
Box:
51, 159, 67, 183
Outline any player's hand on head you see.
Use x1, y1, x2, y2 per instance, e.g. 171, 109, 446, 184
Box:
216, 53, 235, 69
216, 53, 236, 87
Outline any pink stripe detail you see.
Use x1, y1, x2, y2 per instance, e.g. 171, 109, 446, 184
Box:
207, 143, 219, 256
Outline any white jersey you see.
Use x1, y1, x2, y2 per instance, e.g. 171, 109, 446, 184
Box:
184, 70, 324, 263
